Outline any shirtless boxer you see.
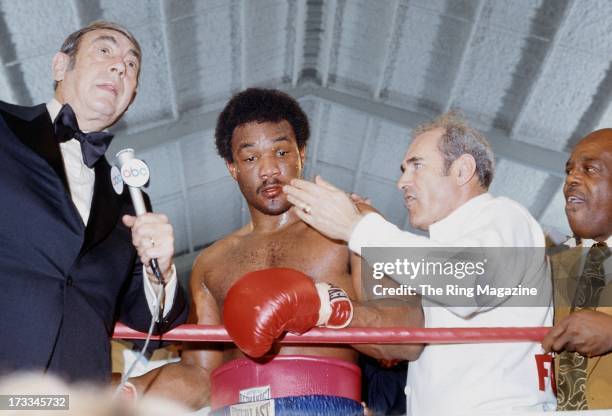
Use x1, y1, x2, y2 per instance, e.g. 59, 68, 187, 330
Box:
130, 88, 422, 413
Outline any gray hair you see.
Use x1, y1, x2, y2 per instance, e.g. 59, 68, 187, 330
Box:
414, 111, 495, 189
54, 20, 141, 89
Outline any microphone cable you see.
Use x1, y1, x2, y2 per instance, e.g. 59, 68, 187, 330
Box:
113, 278, 163, 400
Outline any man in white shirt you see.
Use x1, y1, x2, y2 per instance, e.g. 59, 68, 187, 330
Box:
284, 111, 556, 414
542, 129, 612, 409
0, 21, 187, 382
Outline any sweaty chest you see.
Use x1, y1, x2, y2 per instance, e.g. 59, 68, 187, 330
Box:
208, 233, 349, 301
236, 236, 309, 269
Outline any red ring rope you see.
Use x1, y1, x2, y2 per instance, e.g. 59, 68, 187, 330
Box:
113, 323, 550, 344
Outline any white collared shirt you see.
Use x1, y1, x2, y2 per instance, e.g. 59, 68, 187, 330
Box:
46, 99, 176, 318
349, 193, 555, 415
47, 99, 95, 224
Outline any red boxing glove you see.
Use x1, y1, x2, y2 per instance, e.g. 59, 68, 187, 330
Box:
223, 268, 353, 357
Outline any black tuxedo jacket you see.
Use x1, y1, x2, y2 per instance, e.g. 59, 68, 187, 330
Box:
0, 101, 188, 382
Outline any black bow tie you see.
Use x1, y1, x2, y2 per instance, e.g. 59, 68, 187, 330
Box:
53, 103, 114, 168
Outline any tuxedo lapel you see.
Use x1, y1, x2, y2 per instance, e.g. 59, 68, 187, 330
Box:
0, 103, 69, 190
81, 159, 121, 254
0, 102, 122, 255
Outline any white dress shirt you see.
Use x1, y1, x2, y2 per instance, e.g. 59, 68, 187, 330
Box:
47, 99, 176, 318
350, 193, 556, 415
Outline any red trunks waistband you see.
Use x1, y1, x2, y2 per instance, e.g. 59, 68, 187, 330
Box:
210, 355, 361, 410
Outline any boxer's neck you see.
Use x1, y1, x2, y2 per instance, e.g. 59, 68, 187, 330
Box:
249, 207, 301, 234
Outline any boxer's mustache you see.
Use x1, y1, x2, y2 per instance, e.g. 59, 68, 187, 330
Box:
257, 179, 284, 194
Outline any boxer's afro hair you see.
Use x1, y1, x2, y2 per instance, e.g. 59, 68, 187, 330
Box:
215, 88, 310, 162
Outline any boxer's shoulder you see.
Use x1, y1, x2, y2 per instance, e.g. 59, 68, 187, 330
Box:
198, 227, 249, 265
191, 239, 235, 288
192, 231, 253, 298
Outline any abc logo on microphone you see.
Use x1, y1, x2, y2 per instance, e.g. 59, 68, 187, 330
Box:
123, 167, 148, 177
120, 158, 150, 188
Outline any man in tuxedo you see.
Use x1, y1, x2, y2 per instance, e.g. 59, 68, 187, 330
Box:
542, 129, 612, 410
0, 21, 188, 382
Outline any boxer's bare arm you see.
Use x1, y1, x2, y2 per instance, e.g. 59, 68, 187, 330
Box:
350, 252, 365, 301
349, 252, 424, 361
129, 250, 224, 409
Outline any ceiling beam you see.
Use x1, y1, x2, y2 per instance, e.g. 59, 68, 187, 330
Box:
229, 0, 246, 91
0, 66, 17, 104
160, 0, 179, 120
240, 0, 247, 90
304, 98, 326, 178
69, 0, 86, 26
352, 117, 375, 192
0, 4, 30, 104
319, 0, 342, 87
286, 0, 306, 87
312, 83, 426, 126
108, 105, 221, 159
109, 85, 312, 157
70, 0, 103, 26
373, 0, 407, 101
173, 141, 195, 253
568, 59, 612, 148
510, 0, 575, 137
0, 57, 19, 104
307, 85, 569, 177
443, 0, 486, 112
533, 176, 564, 221
110, 83, 569, 178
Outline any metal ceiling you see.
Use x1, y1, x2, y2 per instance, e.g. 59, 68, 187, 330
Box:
2, 0, 609, 274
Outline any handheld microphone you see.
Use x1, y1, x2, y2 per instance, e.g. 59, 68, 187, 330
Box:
115, 148, 164, 285
112, 149, 166, 398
